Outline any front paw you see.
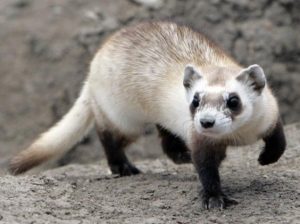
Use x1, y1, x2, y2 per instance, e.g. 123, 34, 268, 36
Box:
258, 146, 284, 166
201, 191, 238, 210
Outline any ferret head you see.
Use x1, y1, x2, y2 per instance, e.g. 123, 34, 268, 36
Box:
183, 64, 266, 138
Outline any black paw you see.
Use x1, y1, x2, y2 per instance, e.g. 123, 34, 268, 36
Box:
258, 147, 284, 166
110, 162, 141, 176
201, 192, 238, 210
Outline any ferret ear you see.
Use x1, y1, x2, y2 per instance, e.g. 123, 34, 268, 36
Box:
183, 64, 202, 89
236, 64, 266, 93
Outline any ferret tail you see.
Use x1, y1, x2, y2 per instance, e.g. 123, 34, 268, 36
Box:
9, 83, 94, 175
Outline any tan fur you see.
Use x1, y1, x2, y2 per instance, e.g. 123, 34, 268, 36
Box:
9, 144, 51, 174
9, 21, 279, 174
88, 22, 242, 123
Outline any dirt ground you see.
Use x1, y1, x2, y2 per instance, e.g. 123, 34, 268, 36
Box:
0, 123, 299, 223
0, 0, 300, 223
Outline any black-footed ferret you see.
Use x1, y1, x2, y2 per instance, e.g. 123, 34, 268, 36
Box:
9, 22, 286, 209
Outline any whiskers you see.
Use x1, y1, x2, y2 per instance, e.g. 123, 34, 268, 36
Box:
217, 120, 231, 126
215, 116, 231, 128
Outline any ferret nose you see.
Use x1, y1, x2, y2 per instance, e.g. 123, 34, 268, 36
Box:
200, 118, 215, 129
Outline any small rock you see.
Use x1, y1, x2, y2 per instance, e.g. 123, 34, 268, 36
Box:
153, 200, 171, 209
141, 195, 151, 200
130, 0, 164, 9
71, 182, 77, 189
45, 211, 52, 215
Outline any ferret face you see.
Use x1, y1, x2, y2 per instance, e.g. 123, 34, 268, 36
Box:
183, 64, 266, 138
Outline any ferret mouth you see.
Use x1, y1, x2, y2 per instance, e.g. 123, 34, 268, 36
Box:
198, 128, 228, 138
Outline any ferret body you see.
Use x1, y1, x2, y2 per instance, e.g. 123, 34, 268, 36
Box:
10, 22, 286, 209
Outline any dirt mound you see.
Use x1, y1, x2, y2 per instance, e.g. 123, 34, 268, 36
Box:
0, 123, 299, 223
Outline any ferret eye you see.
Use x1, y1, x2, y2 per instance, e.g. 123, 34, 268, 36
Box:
227, 95, 240, 111
192, 94, 200, 107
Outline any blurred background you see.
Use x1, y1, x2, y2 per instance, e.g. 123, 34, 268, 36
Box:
0, 0, 299, 170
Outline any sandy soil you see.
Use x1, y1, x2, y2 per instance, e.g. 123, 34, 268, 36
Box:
0, 123, 299, 223
0, 0, 300, 223
0, 0, 299, 165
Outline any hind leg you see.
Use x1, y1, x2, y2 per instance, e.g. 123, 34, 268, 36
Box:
157, 125, 191, 164
91, 99, 141, 176
97, 129, 141, 176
